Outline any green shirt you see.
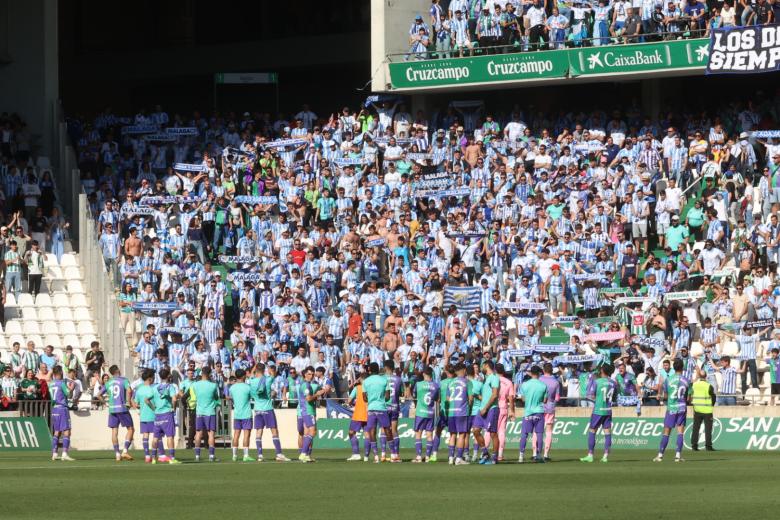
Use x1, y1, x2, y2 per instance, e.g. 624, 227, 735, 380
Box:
591, 377, 616, 416
180, 379, 196, 409
481, 373, 500, 411
297, 381, 320, 417
686, 207, 705, 227
413, 380, 438, 418
469, 379, 483, 416
363, 374, 388, 412
192, 380, 220, 417
665, 224, 690, 250
152, 383, 178, 414
249, 376, 274, 412
520, 378, 547, 416
228, 382, 252, 420
439, 378, 452, 417
134, 384, 156, 423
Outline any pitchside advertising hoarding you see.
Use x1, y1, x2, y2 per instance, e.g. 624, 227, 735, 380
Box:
0, 417, 52, 451
387, 39, 709, 89
315, 417, 780, 450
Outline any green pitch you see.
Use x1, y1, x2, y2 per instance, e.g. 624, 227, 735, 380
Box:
0, 450, 773, 519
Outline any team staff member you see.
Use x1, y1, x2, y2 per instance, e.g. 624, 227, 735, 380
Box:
690, 369, 717, 451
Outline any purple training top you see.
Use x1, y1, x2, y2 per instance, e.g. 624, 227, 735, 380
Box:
539, 375, 561, 414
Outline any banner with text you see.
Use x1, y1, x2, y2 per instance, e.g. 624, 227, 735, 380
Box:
389, 40, 708, 90
0, 417, 52, 451
707, 26, 780, 74
315, 416, 780, 451
389, 52, 569, 89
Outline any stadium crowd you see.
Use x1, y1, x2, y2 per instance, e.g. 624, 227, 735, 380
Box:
405, 0, 778, 57
59, 86, 780, 419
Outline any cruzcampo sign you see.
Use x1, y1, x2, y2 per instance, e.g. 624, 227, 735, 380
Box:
569, 39, 709, 76
0, 417, 52, 451
388, 39, 709, 89
315, 416, 780, 451
388, 51, 569, 89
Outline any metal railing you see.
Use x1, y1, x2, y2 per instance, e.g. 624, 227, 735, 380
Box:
388, 28, 707, 62
78, 192, 132, 376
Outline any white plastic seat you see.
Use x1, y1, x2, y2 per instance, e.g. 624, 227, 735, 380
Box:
77, 321, 96, 335
67, 281, 85, 294
8, 334, 25, 348
52, 293, 69, 308
36, 156, 51, 169
41, 321, 60, 335
26, 335, 43, 349
46, 266, 64, 279
5, 294, 16, 307
0, 336, 7, 349
21, 307, 38, 321
23, 321, 41, 335
60, 254, 78, 267
45, 335, 62, 349
690, 341, 703, 358
636, 373, 646, 387
56, 308, 73, 321
59, 321, 77, 335
4, 321, 22, 335
38, 307, 56, 322
17, 294, 34, 307
62, 335, 80, 350
70, 294, 88, 308
43, 254, 59, 267
64, 267, 82, 280
73, 308, 92, 321
80, 334, 97, 348
722, 341, 739, 357
745, 388, 762, 404
35, 293, 52, 307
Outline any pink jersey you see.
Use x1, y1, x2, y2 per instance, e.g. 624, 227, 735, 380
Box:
498, 377, 513, 411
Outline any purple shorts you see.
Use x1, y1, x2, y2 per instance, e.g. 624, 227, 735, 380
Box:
51, 408, 71, 432
483, 407, 500, 433
140, 421, 155, 434
387, 409, 400, 423
437, 415, 448, 431
413, 416, 434, 432
196, 415, 217, 432
253, 410, 278, 430
664, 411, 687, 428
108, 411, 134, 429
448, 415, 469, 434
521, 413, 545, 435
367, 411, 390, 430
297, 415, 316, 434
233, 418, 253, 431
471, 414, 485, 429
154, 412, 175, 438
349, 420, 367, 432
589, 414, 613, 431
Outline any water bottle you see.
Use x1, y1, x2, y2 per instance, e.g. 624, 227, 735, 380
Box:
635, 400, 642, 417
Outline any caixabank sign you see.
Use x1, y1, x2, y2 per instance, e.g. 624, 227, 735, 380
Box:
388, 39, 709, 90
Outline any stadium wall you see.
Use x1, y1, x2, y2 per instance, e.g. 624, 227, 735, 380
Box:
370, 0, 420, 92
0, 0, 59, 157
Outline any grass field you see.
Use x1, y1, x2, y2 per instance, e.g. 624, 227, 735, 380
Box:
0, 449, 774, 519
